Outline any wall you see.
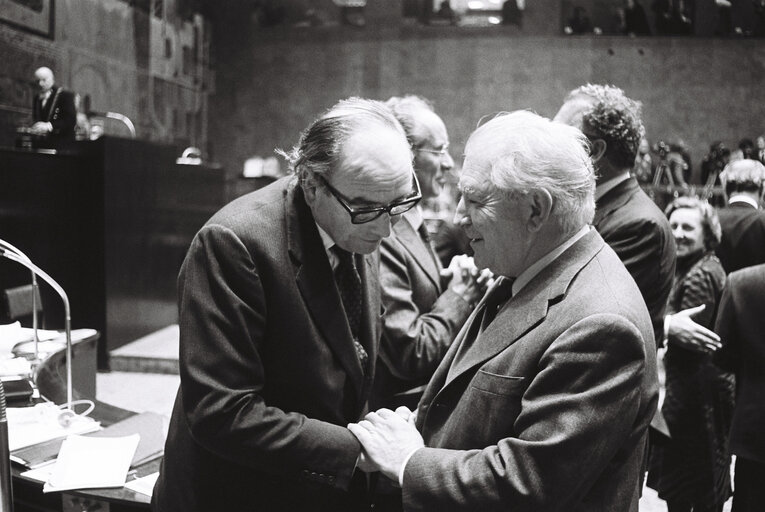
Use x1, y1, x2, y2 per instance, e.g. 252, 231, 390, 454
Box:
0, 0, 210, 149
209, 25, 765, 183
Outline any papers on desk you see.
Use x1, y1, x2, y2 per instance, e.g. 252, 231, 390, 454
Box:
0, 321, 60, 354
7, 404, 101, 451
124, 471, 160, 497
43, 434, 140, 492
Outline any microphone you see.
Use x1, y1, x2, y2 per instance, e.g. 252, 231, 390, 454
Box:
0, 382, 13, 512
0, 245, 74, 411
0, 241, 41, 364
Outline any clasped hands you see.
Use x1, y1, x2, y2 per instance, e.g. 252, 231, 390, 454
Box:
29, 121, 52, 136
348, 406, 424, 485
441, 254, 493, 306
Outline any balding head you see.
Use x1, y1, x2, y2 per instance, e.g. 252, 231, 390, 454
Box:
34, 67, 55, 94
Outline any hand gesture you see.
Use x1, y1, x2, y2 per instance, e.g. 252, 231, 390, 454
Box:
348, 407, 424, 484
667, 304, 721, 354
441, 254, 492, 306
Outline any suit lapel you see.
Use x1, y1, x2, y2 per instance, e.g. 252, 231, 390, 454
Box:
394, 217, 441, 290
440, 230, 605, 390
593, 177, 639, 227
286, 183, 366, 396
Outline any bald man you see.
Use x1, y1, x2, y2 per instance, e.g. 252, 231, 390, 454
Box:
29, 67, 76, 146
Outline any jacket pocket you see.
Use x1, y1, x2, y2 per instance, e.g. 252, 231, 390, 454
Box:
470, 369, 525, 396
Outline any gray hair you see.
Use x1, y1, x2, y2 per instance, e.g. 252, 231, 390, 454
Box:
665, 196, 722, 251
385, 95, 435, 147
467, 110, 596, 233
719, 158, 765, 196
279, 97, 407, 186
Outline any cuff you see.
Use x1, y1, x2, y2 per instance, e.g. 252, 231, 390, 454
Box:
398, 447, 422, 487
662, 314, 672, 348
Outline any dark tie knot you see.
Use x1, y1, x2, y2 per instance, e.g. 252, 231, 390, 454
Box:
417, 223, 431, 244
485, 277, 515, 310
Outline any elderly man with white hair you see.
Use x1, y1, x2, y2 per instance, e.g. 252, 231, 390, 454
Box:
349, 110, 658, 512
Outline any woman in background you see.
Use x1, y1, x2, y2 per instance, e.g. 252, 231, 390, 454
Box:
649, 196, 735, 512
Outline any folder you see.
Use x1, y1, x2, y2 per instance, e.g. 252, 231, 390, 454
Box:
11, 411, 167, 470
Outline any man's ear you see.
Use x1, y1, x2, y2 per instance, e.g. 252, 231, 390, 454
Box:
589, 138, 607, 163
527, 188, 553, 232
302, 175, 318, 205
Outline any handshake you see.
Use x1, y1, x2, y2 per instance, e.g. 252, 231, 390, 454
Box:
347, 406, 425, 486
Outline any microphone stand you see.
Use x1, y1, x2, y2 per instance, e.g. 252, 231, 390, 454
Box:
0, 249, 73, 411
0, 241, 40, 365
0, 381, 13, 512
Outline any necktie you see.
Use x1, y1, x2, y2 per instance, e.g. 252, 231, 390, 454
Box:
479, 277, 515, 332
334, 247, 369, 372
417, 223, 440, 268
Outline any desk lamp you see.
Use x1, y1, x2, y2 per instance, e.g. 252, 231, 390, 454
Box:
0, 243, 73, 411
0, 240, 40, 365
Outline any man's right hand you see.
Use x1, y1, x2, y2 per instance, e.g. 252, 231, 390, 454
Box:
667, 304, 722, 354
442, 254, 492, 306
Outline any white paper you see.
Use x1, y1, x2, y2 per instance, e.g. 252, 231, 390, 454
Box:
7, 404, 101, 451
0, 322, 61, 354
124, 471, 159, 497
44, 434, 140, 493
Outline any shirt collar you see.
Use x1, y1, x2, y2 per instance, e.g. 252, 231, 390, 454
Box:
315, 223, 340, 270
511, 225, 590, 296
595, 172, 631, 202
728, 195, 759, 209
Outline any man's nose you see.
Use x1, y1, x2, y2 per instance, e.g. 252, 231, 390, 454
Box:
454, 198, 469, 226
441, 151, 454, 171
371, 212, 393, 238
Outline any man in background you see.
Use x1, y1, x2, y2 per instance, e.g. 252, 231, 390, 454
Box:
372, 95, 487, 411
554, 83, 676, 346
350, 111, 658, 511
715, 158, 765, 273
27, 67, 76, 146
153, 98, 419, 512
715, 263, 765, 512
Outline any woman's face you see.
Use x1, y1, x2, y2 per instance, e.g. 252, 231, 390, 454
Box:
669, 207, 705, 259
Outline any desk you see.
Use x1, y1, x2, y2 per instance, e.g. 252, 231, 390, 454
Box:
10, 330, 154, 511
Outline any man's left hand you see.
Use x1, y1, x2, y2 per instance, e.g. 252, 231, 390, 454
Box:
347, 408, 424, 483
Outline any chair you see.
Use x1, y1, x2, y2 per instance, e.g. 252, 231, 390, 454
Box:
2, 284, 43, 325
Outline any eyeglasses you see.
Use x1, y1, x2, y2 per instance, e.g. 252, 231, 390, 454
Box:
415, 143, 450, 156
317, 173, 422, 224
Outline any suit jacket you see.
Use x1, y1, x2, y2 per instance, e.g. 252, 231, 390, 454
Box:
594, 177, 676, 344
32, 86, 76, 142
372, 212, 472, 409
715, 263, 765, 465
715, 202, 765, 274
153, 177, 382, 512
402, 229, 658, 512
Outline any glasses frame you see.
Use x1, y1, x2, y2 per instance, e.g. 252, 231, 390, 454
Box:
317, 172, 422, 224
414, 143, 450, 156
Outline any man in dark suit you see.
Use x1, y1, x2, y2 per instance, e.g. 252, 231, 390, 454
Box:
152, 98, 420, 512
715, 159, 765, 273
554, 83, 676, 346
715, 263, 765, 512
349, 111, 658, 511
372, 96, 486, 410
28, 67, 76, 147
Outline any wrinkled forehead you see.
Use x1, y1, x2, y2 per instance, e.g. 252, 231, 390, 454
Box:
334, 125, 414, 197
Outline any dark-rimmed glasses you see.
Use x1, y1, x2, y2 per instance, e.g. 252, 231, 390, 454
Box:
317, 173, 422, 224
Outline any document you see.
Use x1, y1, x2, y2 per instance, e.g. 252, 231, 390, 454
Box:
124, 471, 160, 497
7, 404, 101, 451
43, 434, 140, 493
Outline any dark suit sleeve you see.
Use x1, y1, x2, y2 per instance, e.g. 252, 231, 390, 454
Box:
604, 216, 675, 339
178, 224, 360, 488
403, 315, 648, 511
714, 275, 739, 373
379, 237, 472, 380
50, 91, 76, 136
